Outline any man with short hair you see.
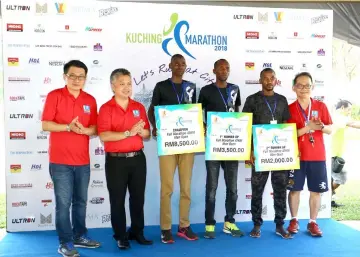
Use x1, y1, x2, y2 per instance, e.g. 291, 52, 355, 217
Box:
287, 72, 332, 237
198, 59, 243, 239
243, 68, 292, 239
331, 99, 360, 207
148, 54, 198, 244
42, 60, 100, 257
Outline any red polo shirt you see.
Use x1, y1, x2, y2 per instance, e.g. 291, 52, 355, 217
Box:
287, 98, 332, 161
97, 97, 150, 153
42, 86, 98, 165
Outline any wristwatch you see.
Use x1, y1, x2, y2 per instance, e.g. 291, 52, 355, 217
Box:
321, 124, 325, 130
66, 124, 70, 132
124, 130, 130, 137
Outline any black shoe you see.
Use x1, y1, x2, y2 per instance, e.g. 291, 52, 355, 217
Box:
161, 229, 174, 244
117, 239, 130, 250
128, 232, 153, 245
331, 200, 344, 208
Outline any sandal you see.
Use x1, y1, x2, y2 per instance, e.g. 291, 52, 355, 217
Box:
250, 228, 261, 238
276, 226, 293, 239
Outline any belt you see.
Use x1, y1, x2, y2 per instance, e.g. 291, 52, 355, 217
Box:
107, 150, 142, 158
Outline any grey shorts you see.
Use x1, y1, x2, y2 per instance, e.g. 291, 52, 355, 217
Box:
331, 169, 348, 185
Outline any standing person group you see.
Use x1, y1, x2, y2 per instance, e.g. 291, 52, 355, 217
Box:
42, 55, 333, 256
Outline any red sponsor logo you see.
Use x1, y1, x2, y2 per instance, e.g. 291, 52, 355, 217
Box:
245, 31, 259, 39
46, 182, 54, 189
246, 194, 252, 199
65, 25, 70, 30
10, 132, 26, 139
7, 23, 23, 32
41, 199, 52, 206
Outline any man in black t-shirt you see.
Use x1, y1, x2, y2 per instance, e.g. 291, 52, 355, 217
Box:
148, 54, 198, 244
242, 68, 292, 239
198, 59, 243, 239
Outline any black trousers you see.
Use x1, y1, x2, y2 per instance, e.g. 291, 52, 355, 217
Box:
251, 167, 288, 227
105, 151, 147, 241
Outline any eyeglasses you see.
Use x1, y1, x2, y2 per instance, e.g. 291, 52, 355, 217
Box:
295, 84, 312, 89
65, 74, 86, 81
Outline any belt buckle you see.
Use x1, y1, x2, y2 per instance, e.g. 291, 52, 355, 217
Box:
126, 152, 135, 158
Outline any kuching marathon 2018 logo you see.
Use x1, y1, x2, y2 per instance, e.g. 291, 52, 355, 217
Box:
126, 13, 228, 59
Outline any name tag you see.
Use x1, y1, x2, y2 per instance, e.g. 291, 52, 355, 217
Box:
133, 110, 140, 117
83, 105, 90, 114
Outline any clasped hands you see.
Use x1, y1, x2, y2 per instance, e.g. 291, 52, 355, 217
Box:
129, 119, 146, 136
306, 118, 324, 131
68, 116, 91, 135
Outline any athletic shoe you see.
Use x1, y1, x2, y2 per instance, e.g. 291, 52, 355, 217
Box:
58, 243, 80, 257
287, 218, 299, 234
177, 226, 198, 241
307, 222, 323, 237
223, 222, 244, 237
161, 229, 174, 244
204, 225, 216, 239
73, 236, 100, 248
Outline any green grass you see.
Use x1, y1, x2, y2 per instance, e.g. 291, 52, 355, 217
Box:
332, 179, 360, 221
0, 194, 5, 229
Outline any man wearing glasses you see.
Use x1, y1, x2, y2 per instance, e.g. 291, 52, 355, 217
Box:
42, 60, 100, 257
286, 72, 332, 237
243, 68, 292, 239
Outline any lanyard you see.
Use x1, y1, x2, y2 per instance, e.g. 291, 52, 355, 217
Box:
297, 100, 312, 122
262, 94, 277, 120
215, 84, 231, 111
170, 79, 184, 104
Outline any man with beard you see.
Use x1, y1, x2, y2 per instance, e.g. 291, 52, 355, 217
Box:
197, 59, 243, 239
148, 54, 198, 244
242, 68, 292, 239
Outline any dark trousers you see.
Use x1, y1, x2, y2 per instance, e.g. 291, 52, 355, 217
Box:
105, 151, 147, 241
251, 167, 288, 226
205, 160, 239, 225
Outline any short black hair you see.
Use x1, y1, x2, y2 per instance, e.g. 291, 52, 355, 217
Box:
110, 68, 131, 83
293, 72, 313, 85
260, 68, 275, 77
336, 99, 352, 110
63, 60, 88, 75
214, 59, 229, 69
171, 54, 185, 62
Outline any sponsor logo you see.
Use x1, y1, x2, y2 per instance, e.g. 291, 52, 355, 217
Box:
92, 60, 102, 68
245, 178, 251, 182
72, 6, 97, 13
8, 77, 30, 83
279, 65, 294, 70
246, 194, 252, 199
29, 58, 40, 64
91, 163, 103, 171
317, 49, 325, 56
49, 61, 65, 66
36, 3, 47, 14
46, 182, 54, 189
35, 44, 62, 48
245, 62, 255, 70
311, 14, 328, 24
315, 79, 324, 86
246, 49, 264, 53
301, 63, 308, 71
41, 199, 52, 206
95, 147, 105, 155
7, 43, 30, 48
263, 63, 272, 68
37, 150, 48, 154
86, 213, 99, 221
99, 6, 119, 17
44, 77, 52, 84
311, 34, 326, 39
39, 213, 53, 226
245, 80, 259, 85
297, 50, 312, 54
31, 164, 42, 171
12, 218, 36, 224
34, 24, 45, 33
10, 132, 26, 140
9, 114, 33, 119
276, 80, 282, 86
236, 209, 251, 214
10, 151, 33, 155
102, 214, 111, 223
58, 25, 77, 33
6, 5, 30, 11
288, 32, 303, 39
12, 201, 27, 207
234, 14, 254, 20
55, 2, 66, 14
90, 197, 105, 204
11, 183, 33, 189
288, 15, 306, 21
37, 131, 49, 140
268, 50, 291, 54
7, 24, 23, 32
10, 164, 21, 173
8, 57, 19, 66
9, 96, 25, 101
245, 31, 259, 39
274, 12, 283, 22
88, 77, 103, 84
268, 32, 277, 39
314, 96, 325, 102
91, 180, 104, 188
85, 27, 103, 32
93, 43, 103, 51
69, 45, 88, 49
258, 12, 268, 22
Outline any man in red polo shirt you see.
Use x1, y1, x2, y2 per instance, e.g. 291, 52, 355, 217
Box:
42, 60, 100, 257
286, 72, 332, 237
97, 68, 153, 250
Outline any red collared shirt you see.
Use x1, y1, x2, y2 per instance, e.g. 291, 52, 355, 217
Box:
97, 97, 150, 153
42, 86, 98, 165
287, 98, 332, 161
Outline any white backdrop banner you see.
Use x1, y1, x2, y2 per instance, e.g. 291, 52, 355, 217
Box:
1, 0, 333, 232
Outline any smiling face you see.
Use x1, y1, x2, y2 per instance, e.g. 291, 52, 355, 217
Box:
293, 75, 313, 99
63, 66, 87, 92
111, 74, 132, 99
